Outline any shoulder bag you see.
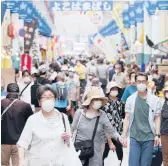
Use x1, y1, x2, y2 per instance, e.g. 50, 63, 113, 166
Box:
1, 99, 18, 120
74, 115, 100, 161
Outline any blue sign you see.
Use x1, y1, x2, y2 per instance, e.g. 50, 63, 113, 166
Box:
158, 1, 168, 10
50, 1, 113, 11
134, 1, 144, 23
1, 1, 7, 24
128, 4, 136, 25
122, 10, 130, 28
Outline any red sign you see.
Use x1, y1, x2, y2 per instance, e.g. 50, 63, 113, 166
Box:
21, 54, 32, 72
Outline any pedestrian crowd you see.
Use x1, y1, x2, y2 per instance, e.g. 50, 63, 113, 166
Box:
1, 54, 168, 166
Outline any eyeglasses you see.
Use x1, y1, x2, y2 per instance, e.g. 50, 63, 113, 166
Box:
136, 80, 147, 84
40, 96, 55, 101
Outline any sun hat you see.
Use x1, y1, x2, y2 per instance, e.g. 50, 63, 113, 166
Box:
106, 81, 120, 94
82, 87, 108, 106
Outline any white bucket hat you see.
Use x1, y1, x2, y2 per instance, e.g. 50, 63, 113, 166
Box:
82, 87, 108, 106
106, 81, 120, 94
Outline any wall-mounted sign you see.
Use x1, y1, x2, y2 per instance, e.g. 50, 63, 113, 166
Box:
51, 1, 113, 11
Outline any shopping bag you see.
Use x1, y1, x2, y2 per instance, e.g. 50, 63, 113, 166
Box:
104, 150, 120, 166
151, 146, 162, 166
61, 142, 83, 166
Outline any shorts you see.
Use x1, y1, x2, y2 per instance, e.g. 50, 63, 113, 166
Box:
71, 101, 78, 110
55, 107, 67, 114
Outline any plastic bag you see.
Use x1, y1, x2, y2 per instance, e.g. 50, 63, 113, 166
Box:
104, 150, 120, 166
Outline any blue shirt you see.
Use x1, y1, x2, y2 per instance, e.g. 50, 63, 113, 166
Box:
121, 85, 137, 102
53, 83, 68, 108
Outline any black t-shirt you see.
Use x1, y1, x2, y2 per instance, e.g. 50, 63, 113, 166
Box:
37, 77, 51, 85
1, 98, 33, 144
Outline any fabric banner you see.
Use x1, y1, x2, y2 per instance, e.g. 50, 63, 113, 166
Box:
128, 4, 136, 25
134, 1, 144, 23
24, 19, 37, 53
21, 54, 32, 71
50, 1, 113, 11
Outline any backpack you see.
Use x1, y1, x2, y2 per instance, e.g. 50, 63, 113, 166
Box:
55, 82, 67, 101
31, 78, 45, 107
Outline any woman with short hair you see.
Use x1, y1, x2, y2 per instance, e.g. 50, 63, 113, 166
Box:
17, 85, 81, 166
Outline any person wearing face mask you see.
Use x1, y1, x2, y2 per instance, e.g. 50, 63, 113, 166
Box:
67, 68, 80, 119
72, 88, 126, 166
17, 85, 82, 166
160, 87, 168, 166
102, 82, 125, 165
86, 60, 98, 79
121, 72, 137, 103
123, 72, 163, 166
74, 60, 86, 93
112, 63, 126, 89
18, 70, 34, 105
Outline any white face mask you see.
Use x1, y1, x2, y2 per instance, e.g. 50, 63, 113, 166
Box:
23, 77, 31, 83
110, 91, 118, 97
42, 100, 55, 112
137, 83, 147, 92
115, 69, 120, 74
92, 101, 102, 110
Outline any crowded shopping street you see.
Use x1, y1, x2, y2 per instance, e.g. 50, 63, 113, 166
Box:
1, 0, 168, 166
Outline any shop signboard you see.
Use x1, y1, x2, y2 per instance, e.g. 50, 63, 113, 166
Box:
51, 1, 113, 11
21, 54, 32, 72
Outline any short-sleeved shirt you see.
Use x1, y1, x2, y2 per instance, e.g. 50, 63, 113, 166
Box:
112, 72, 126, 88
121, 85, 137, 102
130, 95, 154, 141
53, 83, 69, 108
74, 65, 86, 80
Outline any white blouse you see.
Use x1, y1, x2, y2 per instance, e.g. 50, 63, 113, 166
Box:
17, 110, 72, 166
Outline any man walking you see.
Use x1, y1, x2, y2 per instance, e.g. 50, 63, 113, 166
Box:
123, 73, 163, 166
1, 83, 33, 166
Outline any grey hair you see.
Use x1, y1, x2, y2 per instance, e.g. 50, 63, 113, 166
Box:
36, 85, 56, 101
57, 72, 65, 81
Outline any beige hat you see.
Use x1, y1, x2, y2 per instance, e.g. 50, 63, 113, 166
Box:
106, 81, 120, 94
82, 87, 108, 106
163, 86, 168, 92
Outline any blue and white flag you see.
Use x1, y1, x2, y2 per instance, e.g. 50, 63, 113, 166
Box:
158, 1, 168, 10
122, 10, 130, 28
128, 4, 136, 25
144, 0, 157, 15
134, 1, 144, 23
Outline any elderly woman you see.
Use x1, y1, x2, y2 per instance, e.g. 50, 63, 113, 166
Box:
72, 87, 125, 166
161, 86, 168, 166
17, 85, 82, 166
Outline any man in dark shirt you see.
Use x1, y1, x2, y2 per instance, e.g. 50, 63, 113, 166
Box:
1, 83, 33, 166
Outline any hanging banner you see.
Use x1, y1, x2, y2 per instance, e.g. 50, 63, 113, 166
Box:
158, 1, 168, 10
50, 1, 113, 11
134, 1, 144, 23
122, 11, 130, 28
145, 0, 158, 15
128, 4, 136, 25
24, 19, 37, 53
21, 54, 32, 71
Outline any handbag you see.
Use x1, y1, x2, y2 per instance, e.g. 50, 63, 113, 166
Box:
151, 145, 162, 166
1, 99, 18, 120
74, 115, 100, 161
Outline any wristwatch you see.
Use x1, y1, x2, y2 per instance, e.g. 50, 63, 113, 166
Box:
155, 134, 161, 138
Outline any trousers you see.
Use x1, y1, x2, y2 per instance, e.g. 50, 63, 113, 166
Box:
1, 144, 19, 166
161, 135, 168, 166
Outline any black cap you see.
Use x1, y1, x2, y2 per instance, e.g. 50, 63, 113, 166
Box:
7, 83, 19, 93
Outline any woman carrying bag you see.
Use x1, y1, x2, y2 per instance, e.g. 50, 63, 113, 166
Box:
17, 85, 82, 166
72, 87, 126, 166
